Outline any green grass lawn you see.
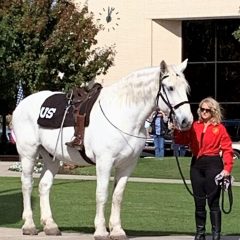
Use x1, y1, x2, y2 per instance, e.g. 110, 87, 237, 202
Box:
66, 156, 240, 182
0, 177, 239, 236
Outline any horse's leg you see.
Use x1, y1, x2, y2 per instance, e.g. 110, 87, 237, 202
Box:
21, 155, 38, 235
38, 150, 61, 235
109, 160, 138, 240
94, 159, 112, 240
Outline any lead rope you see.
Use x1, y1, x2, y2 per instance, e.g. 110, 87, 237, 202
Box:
175, 154, 233, 213
221, 176, 233, 214
52, 90, 73, 162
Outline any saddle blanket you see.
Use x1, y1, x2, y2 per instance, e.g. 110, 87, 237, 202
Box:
37, 93, 74, 128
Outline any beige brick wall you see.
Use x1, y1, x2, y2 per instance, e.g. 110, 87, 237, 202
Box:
73, 0, 240, 85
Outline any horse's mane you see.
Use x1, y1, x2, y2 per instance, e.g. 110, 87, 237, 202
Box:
107, 67, 160, 105
106, 65, 189, 105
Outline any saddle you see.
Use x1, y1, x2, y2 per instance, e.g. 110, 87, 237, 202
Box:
71, 83, 103, 127
37, 83, 102, 165
65, 83, 102, 165
37, 83, 102, 129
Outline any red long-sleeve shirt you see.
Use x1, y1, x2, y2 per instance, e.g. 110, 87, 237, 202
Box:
174, 121, 233, 173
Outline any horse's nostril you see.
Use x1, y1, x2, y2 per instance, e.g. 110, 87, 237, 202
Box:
181, 118, 190, 129
181, 118, 187, 126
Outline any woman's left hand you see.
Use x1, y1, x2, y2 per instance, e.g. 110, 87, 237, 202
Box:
220, 169, 230, 177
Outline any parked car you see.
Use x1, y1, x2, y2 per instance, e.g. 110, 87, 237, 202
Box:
0, 128, 12, 143
0, 128, 17, 155
232, 142, 240, 160
142, 119, 240, 159
141, 136, 173, 157
222, 119, 240, 160
141, 135, 191, 157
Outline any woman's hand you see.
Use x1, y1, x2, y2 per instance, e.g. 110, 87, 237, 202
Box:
220, 169, 230, 177
168, 122, 175, 130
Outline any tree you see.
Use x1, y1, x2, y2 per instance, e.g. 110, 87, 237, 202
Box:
233, 27, 240, 42
0, 0, 115, 112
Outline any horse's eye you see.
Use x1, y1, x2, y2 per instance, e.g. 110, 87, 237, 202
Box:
168, 86, 174, 91
176, 73, 180, 77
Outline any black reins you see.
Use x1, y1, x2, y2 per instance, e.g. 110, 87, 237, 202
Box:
98, 101, 147, 139
175, 154, 233, 214
99, 70, 190, 139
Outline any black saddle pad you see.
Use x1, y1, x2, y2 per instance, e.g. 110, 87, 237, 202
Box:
37, 93, 74, 128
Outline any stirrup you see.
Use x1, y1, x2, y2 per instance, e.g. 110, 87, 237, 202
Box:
65, 138, 83, 150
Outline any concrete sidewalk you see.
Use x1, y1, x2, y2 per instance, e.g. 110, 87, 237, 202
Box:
0, 227, 239, 240
0, 227, 196, 240
0, 161, 239, 240
0, 160, 189, 183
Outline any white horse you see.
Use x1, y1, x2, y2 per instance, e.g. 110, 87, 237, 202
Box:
12, 60, 193, 240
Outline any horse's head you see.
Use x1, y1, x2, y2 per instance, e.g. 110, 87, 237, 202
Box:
157, 59, 193, 131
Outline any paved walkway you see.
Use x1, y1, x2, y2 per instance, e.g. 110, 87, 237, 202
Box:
0, 161, 239, 240
0, 227, 197, 240
0, 227, 239, 240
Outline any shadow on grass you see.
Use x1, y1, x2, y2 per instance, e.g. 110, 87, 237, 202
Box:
0, 179, 90, 227
126, 230, 240, 238
0, 191, 23, 225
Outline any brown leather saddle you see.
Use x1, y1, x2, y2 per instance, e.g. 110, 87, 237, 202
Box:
37, 83, 102, 129
70, 83, 102, 127
37, 83, 102, 165
69, 83, 102, 165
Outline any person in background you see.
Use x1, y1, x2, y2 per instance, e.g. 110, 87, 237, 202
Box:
149, 108, 168, 159
173, 143, 186, 157
144, 117, 151, 139
174, 97, 233, 240
6, 114, 16, 144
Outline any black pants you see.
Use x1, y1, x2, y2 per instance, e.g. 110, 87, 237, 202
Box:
190, 156, 223, 212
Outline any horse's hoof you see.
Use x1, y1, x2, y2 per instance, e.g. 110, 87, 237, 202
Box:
44, 227, 62, 236
94, 235, 110, 240
110, 235, 128, 240
22, 227, 38, 235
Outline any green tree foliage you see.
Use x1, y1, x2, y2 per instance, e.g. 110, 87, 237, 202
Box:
0, 0, 115, 110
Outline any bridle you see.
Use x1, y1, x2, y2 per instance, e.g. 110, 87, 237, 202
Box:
155, 73, 189, 124
99, 71, 190, 139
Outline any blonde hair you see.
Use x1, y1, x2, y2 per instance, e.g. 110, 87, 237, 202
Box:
197, 97, 223, 124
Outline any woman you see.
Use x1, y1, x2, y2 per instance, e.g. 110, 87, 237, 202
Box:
174, 97, 233, 240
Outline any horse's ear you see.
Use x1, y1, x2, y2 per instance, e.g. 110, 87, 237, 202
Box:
177, 59, 188, 72
160, 60, 168, 74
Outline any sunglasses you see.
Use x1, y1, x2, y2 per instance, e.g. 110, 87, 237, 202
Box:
200, 107, 211, 113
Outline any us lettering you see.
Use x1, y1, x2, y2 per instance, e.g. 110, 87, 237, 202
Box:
40, 107, 56, 119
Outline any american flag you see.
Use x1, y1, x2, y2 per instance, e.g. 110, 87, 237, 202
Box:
16, 81, 24, 106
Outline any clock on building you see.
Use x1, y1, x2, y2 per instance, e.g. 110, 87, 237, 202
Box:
97, 6, 120, 32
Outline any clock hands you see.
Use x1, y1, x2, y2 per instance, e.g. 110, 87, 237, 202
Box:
106, 7, 115, 23
97, 6, 120, 32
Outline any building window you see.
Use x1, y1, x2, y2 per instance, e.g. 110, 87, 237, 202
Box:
182, 19, 240, 119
